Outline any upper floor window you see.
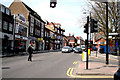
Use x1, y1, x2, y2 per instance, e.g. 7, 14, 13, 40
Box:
55, 28, 57, 32
9, 23, 13, 32
47, 32, 49, 37
1, 6, 5, 13
31, 17, 34, 23
6, 8, 10, 15
61, 31, 62, 34
3, 21, 8, 30
41, 23, 44, 29
19, 15, 25, 22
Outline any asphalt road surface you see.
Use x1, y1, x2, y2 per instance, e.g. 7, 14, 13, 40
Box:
2, 51, 118, 80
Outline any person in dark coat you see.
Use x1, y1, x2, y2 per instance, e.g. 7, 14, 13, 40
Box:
27, 44, 33, 62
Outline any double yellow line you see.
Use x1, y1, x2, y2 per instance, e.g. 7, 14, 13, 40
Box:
67, 67, 114, 78
66, 61, 114, 78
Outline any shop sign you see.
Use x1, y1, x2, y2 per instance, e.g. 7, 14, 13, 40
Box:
38, 38, 41, 41
2, 33, 13, 40
23, 37, 28, 40
15, 35, 20, 38
57, 36, 61, 39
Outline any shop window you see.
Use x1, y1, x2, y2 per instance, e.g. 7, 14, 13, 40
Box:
9, 23, 13, 32
3, 21, 8, 30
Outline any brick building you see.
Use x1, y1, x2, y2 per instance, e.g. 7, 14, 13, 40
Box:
9, 0, 45, 51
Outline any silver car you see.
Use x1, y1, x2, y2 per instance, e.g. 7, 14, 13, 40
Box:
62, 46, 71, 53
74, 47, 83, 53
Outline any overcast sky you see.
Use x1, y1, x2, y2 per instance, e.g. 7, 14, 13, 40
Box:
0, 0, 94, 40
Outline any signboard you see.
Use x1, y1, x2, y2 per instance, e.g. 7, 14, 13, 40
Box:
69, 42, 75, 44
57, 36, 61, 39
109, 33, 118, 36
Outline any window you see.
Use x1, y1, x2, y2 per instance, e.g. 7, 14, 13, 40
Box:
47, 32, 49, 37
41, 29, 44, 32
1, 6, 5, 13
0, 20, 2, 29
31, 17, 34, 23
41, 32, 43, 37
30, 26, 33, 35
55, 28, 57, 32
45, 32, 47, 37
9, 23, 13, 32
19, 16, 25, 22
41, 23, 44, 28
3, 21, 8, 30
6, 8, 10, 15
61, 31, 62, 34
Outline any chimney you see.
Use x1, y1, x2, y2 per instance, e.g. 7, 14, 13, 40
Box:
72, 33, 74, 37
69, 33, 71, 36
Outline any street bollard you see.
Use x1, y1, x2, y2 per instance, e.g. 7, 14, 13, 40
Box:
82, 51, 86, 62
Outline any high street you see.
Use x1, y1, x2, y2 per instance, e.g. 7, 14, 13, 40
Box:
2, 51, 119, 80
2, 52, 81, 78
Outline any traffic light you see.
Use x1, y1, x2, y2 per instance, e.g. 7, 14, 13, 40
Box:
50, 0, 57, 8
84, 23, 88, 33
91, 19, 98, 33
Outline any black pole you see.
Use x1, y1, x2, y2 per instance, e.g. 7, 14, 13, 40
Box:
86, 16, 89, 69
106, 2, 109, 64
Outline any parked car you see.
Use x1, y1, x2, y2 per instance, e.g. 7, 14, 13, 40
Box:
81, 45, 85, 51
62, 46, 71, 53
70, 47, 74, 52
114, 68, 120, 80
74, 47, 83, 53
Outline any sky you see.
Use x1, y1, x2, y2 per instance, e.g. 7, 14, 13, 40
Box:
0, 0, 93, 40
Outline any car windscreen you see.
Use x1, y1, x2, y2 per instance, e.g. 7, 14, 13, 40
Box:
63, 47, 69, 49
82, 46, 85, 48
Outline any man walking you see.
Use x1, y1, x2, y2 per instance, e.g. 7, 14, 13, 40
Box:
27, 43, 33, 62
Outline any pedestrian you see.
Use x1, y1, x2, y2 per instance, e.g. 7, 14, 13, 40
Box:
27, 43, 33, 62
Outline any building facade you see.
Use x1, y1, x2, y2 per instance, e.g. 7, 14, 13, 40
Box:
9, 0, 45, 52
0, 4, 14, 55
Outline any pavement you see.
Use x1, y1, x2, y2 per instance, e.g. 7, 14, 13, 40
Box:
1, 49, 61, 58
74, 51, 119, 78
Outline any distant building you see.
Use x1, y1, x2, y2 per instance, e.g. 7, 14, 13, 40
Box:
66, 33, 77, 47
76, 36, 84, 46
45, 22, 65, 50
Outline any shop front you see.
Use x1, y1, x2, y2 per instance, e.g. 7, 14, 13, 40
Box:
44, 37, 50, 50
2, 32, 14, 55
14, 35, 28, 54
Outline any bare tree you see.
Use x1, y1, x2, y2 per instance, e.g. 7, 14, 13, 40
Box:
88, 0, 119, 39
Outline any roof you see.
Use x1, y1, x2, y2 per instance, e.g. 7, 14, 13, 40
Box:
45, 25, 55, 32
22, 2, 44, 22
66, 36, 75, 40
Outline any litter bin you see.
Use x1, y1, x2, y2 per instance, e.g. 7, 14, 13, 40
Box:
82, 51, 86, 62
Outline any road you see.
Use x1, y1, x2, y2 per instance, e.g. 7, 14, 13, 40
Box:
2, 51, 118, 80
